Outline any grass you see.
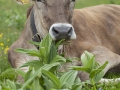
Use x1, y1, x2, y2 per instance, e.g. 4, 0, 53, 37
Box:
0, 0, 30, 70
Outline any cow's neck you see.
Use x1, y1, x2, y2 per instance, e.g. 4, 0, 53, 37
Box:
28, 3, 48, 48
33, 4, 48, 38
30, 8, 42, 42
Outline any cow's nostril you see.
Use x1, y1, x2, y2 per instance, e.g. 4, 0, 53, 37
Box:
68, 27, 72, 36
51, 26, 73, 40
53, 27, 59, 35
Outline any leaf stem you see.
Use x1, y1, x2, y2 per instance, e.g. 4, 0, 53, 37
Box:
91, 79, 97, 90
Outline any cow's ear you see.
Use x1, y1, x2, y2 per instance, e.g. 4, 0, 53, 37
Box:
14, 0, 30, 4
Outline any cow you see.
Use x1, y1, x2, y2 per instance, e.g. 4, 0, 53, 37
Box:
8, 0, 120, 82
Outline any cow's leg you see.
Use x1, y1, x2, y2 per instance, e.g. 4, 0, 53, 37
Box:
78, 45, 120, 82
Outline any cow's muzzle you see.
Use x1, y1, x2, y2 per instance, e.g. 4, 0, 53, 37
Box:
49, 23, 76, 40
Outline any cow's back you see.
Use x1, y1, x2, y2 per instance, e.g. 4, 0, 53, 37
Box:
71, 4, 120, 57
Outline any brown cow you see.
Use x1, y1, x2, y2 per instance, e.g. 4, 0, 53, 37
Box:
9, 0, 120, 82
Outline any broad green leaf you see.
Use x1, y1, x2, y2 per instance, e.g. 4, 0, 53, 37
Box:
29, 41, 40, 46
32, 77, 43, 90
72, 77, 82, 90
81, 51, 94, 67
39, 34, 52, 48
94, 62, 100, 69
90, 69, 103, 79
20, 68, 42, 89
25, 69, 35, 81
97, 61, 108, 70
39, 47, 46, 58
93, 71, 104, 83
40, 46, 50, 64
39, 34, 52, 63
15, 48, 41, 57
6, 79, 16, 90
60, 70, 78, 88
15, 69, 26, 79
72, 83, 82, 90
70, 66, 90, 73
42, 69, 61, 89
48, 43, 58, 64
19, 60, 43, 70
44, 77, 56, 90
50, 55, 66, 64
75, 77, 81, 83
91, 61, 108, 80
86, 56, 95, 70
42, 62, 60, 71
93, 61, 108, 83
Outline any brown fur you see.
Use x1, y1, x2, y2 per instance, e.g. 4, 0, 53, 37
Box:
8, 3, 120, 81
65, 5, 120, 81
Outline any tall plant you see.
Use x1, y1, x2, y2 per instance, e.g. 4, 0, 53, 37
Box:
0, 34, 108, 90
15, 34, 82, 90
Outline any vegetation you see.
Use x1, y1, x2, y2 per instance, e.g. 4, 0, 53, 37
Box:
0, 34, 110, 90
0, 0, 30, 71
0, 34, 119, 90
0, 0, 120, 90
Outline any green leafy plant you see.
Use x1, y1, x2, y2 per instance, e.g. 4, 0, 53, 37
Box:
0, 34, 109, 90
14, 34, 82, 90
71, 51, 108, 90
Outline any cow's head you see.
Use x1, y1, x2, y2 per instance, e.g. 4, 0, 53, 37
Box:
15, 0, 76, 41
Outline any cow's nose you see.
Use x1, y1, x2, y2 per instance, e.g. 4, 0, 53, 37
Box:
52, 26, 72, 40
49, 23, 76, 40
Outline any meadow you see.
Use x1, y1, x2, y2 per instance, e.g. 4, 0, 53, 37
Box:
0, 0, 120, 89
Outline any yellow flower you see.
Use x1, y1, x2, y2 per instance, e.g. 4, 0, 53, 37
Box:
4, 46, 9, 54
0, 33, 3, 38
0, 43, 4, 47
21, 0, 29, 4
